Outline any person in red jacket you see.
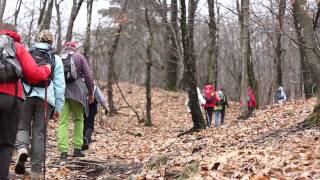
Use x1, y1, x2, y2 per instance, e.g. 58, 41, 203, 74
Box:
202, 84, 220, 128
246, 87, 257, 116
0, 23, 51, 179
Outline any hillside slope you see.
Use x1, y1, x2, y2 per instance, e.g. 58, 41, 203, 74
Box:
11, 82, 320, 179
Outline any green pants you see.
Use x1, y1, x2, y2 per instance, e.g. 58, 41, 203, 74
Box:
58, 99, 84, 152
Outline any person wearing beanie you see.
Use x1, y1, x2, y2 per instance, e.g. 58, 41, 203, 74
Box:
0, 23, 52, 180
57, 41, 94, 160
14, 29, 66, 179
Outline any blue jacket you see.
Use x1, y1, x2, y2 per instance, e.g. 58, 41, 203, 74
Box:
23, 43, 66, 112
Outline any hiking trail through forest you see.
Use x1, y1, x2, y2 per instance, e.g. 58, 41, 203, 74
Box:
10, 82, 320, 179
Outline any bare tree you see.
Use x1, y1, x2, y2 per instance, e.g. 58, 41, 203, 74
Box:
27, 0, 36, 47
38, 0, 48, 26
206, 0, 218, 86
55, 0, 63, 53
239, 0, 250, 117
39, 0, 54, 31
144, 0, 154, 126
291, 0, 320, 125
0, 0, 6, 23
107, 0, 128, 116
83, 0, 94, 63
14, 0, 22, 26
65, 0, 84, 42
180, 0, 206, 131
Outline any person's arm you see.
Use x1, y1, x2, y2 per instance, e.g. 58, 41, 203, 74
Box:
74, 53, 94, 96
15, 42, 51, 83
52, 55, 66, 114
225, 96, 229, 108
95, 86, 108, 109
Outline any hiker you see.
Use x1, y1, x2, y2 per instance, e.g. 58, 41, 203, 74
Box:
202, 84, 220, 128
186, 87, 206, 113
14, 30, 65, 178
57, 41, 94, 160
82, 83, 109, 150
0, 23, 51, 179
275, 86, 286, 104
247, 87, 257, 116
213, 89, 229, 127
220, 90, 229, 126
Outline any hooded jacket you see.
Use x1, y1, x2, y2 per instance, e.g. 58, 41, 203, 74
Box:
23, 43, 65, 112
0, 30, 51, 100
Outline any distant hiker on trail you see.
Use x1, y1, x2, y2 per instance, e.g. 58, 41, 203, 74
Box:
0, 23, 52, 179
186, 87, 206, 113
214, 89, 229, 127
275, 86, 286, 104
14, 30, 66, 178
82, 83, 109, 150
246, 87, 257, 116
57, 42, 94, 161
202, 84, 220, 128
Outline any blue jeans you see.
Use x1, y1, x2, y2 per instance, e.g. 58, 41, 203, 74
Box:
214, 111, 221, 127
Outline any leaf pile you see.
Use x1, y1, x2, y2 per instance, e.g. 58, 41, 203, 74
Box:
11, 82, 320, 179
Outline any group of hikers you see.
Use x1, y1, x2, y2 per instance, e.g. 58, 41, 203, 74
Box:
0, 23, 108, 179
188, 85, 287, 128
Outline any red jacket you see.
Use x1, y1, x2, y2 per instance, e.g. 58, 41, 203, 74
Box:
0, 30, 51, 100
247, 90, 257, 108
202, 85, 220, 108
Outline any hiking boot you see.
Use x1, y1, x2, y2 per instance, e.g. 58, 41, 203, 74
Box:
30, 172, 42, 180
73, 149, 85, 157
60, 152, 68, 161
81, 137, 89, 150
15, 148, 28, 174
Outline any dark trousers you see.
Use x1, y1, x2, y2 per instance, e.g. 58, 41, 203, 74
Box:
15, 97, 53, 173
83, 101, 98, 144
0, 93, 23, 179
221, 108, 226, 125
204, 107, 213, 128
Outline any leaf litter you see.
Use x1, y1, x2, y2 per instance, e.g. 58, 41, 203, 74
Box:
10, 82, 320, 179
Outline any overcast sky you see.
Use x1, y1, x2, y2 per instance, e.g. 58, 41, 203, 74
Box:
3, 0, 234, 36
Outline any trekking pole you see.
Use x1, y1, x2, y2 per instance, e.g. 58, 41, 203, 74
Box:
43, 80, 48, 179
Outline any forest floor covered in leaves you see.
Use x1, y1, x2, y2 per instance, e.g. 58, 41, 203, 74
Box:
11, 82, 320, 179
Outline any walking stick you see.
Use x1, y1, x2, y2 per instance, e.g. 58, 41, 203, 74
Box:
43, 81, 48, 179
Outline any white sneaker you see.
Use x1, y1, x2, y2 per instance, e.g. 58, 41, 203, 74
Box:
15, 148, 28, 174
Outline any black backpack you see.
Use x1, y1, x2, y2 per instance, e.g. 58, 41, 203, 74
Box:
275, 90, 283, 100
23, 45, 55, 88
0, 34, 21, 83
61, 52, 78, 83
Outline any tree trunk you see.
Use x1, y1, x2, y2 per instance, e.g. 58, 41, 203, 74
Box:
292, 0, 315, 99
107, 0, 128, 116
38, 0, 48, 26
240, 0, 250, 117
0, 0, 7, 23
65, 0, 84, 42
270, 0, 286, 103
55, 0, 63, 53
27, 0, 36, 47
83, 0, 93, 64
247, 33, 259, 106
39, 0, 54, 31
180, 0, 206, 131
144, 0, 153, 126
14, 0, 22, 26
165, 0, 179, 91
291, 0, 320, 125
206, 0, 218, 87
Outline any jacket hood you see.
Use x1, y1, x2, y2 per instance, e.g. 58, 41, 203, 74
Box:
0, 30, 21, 43
32, 42, 52, 50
